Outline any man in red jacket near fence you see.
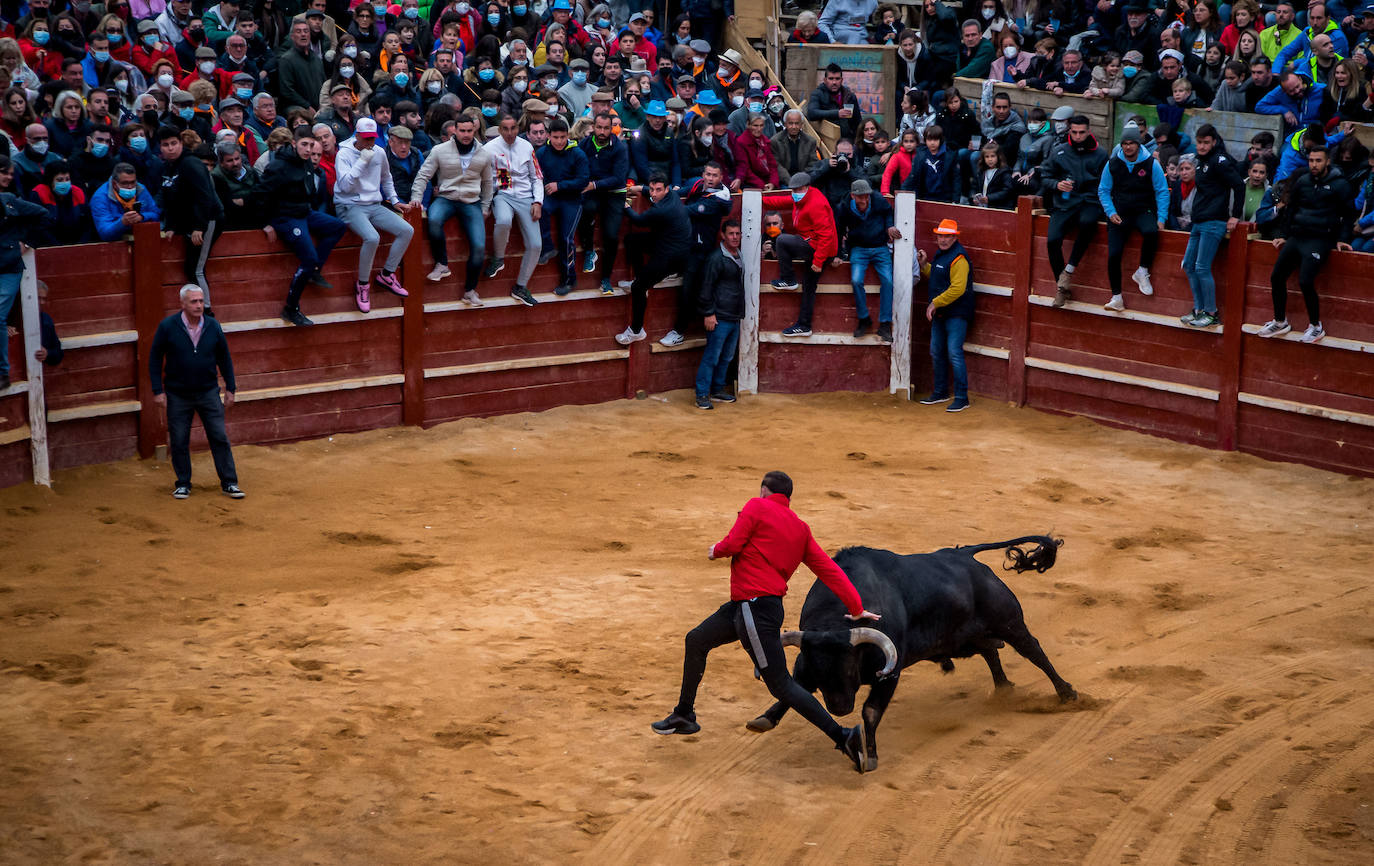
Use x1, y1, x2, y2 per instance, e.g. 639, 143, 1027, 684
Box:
652, 471, 880, 772
762, 173, 837, 338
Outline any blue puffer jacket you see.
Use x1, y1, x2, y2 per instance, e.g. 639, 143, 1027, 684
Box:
536, 141, 590, 200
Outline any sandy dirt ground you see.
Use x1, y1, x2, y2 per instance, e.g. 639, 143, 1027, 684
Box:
3, 391, 1373, 866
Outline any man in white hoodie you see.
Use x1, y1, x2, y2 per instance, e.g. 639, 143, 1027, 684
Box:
334, 117, 414, 313
482, 113, 544, 303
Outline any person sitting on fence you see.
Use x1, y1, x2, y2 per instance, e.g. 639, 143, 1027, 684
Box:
837, 178, 900, 342
482, 113, 544, 307
32, 161, 93, 246
902, 124, 959, 203
335, 116, 414, 314
259, 131, 348, 328
1040, 114, 1108, 307
1179, 124, 1245, 329
693, 217, 745, 411
616, 170, 691, 345
92, 162, 160, 242
664, 160, 733, 349
412, 114, 496, 301
1256, 142, 1355, 343
157, 123, 223, 310
535, 116, 588, 298
763, 172, 837, 339
211, 141, 263, 232
971, 141, 1017, 209
916, 218, 973, 413
1098, 127, 1168, 311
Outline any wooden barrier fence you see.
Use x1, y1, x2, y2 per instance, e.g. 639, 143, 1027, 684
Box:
2, 192, 1371, 489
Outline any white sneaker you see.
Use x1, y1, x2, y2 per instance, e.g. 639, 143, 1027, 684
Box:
1299, 323, 1325, 344
1132, 267, 1154, 296
1255, 319, 1291, 338
617, 279, 635, 289
614, 327, 647, 345
1103, 294, 1125, 311
461, 290, 484, 307
659, 329, 685, 347
427, 264, 451, 282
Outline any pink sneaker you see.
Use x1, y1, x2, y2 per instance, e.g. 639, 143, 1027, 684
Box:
376, 271, 408, 297
355, 280, 371, 313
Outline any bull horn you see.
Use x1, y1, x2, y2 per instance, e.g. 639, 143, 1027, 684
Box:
780, 630, 804, 648
848, 627, 899, 677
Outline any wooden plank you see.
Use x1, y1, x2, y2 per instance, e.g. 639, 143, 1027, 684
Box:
234, 374, 406, 403
1238, 392, 1374, 429
132, 220, 163, 459
759, 331, 891, 346
61, 330, 138, 349
1216, 219, 1251, 450
425, 349, 629, 379
965, 343, 1011, 360
1027, 293, 1224, 333
650, 337, 709, 353
956, 78, 1112, 132
400, 209, 426, 426
1025, 356, 1221, 401
739, 190, 762, 395
20, 251, 48, 486
890, 192, 915, 396
1008, 196, 1035, 405
0, 424, 31, 446
220, 307, 404, 332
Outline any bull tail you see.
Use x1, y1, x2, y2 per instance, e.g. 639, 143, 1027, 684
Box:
952, 534, 1062, 574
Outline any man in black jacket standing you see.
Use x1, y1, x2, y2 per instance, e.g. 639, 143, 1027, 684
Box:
694, 218, 745, 410
149, 284, 243, 500
1255, 144, 1355, 344
157, 125, 225, 309
616, 171, 692, 345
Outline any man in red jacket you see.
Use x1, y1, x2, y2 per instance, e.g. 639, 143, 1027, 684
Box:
762, 173, 837, 337
652, 471, 881, 772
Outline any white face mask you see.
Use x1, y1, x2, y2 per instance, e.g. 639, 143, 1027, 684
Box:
700, 132, 713, 146
456, 2, 469, 13
343, 45, 357, 58
115, 78, 129, 92
982, 7, 995, 19
1003, 45, 1017, 59
157, 73, 174, 88
1054, 120, 1068, 135
731, 94, 743, 107
340, 65, 355, 78
199, 60, 215, 74
749, 78, 763, 89
513, 79, 527, 92
426, 80, 442, 93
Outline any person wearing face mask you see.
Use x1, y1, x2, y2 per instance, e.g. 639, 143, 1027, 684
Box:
761, 172, 837, 337
92, 161, 159, 241
115, 123, 161, 182
557, 58, 596, 118
1119, 49, 1156, 103
727, 85, 775, 137
69, 129, 118, 196
817, 0, 878, 45
502, 67, 532, 116
614, 85, 646, 130
278, 20, 326, 111
184, 45, 233, 95
218, 34, 260, 85
31, 162, 94, 245
988, 32, 1032, 83
460, 56, 503, 109
19, 21, 64, 83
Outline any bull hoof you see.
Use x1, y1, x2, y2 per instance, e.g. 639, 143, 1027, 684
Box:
994, 680, 1016, 692
1058, 687, 1079, 703
745, 716, 776, 733
864, 756, 878, 772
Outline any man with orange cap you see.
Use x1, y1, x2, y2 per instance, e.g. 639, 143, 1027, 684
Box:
915, 219, 974, 412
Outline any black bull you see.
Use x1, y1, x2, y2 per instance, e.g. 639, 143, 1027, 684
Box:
748, 535, 1078, 771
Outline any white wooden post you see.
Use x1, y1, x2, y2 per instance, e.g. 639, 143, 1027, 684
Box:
20, 249, 49, 487
890, 192, 916, 396
738, 189, 762, 395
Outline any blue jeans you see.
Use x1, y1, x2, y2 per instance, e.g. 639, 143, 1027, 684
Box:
1182, 220, 1227, 314
270, 211, 347, 308
695, 319, 740, 398
427, 197, 485, 292
0, 271, 19, 378
849, 245, 893, 322
930, 315, 969, 401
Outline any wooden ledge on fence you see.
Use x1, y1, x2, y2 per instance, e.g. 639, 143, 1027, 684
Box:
1239, 324, 1374, 355
972, 283, 1014, 297
221, 308, 404, 334
0, 380, 30, 398
62, 330, 139, 350
1029, 293, 1224, 333
47, 399, 142, 423
1026, 356, 1221, 402
650, 337, 708, 353
424, 349, 629, 380
759, 331, 892, 346
964, 343, 1012, 360
0, 424, 32, 446
1238, 392, 1374, 428
235, 374, 405, 404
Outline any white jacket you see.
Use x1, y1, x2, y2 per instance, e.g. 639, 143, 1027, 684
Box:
484, 135, 544, 203
334, 138, 399, 207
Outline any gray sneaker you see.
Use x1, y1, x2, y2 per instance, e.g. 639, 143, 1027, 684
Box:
1256, 319, 1291, 338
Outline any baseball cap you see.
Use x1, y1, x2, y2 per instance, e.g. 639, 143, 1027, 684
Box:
788, 172, 811, 189
551, 0, 572, 10
331, 82, 353, 94
629, 11, 647, 22
696, 90, 721, 106
355, 117, 379, 136
304, 7, 325, 16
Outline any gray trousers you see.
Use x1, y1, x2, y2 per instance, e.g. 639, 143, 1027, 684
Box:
337, 202, 414, 282
492, 192, 542, 286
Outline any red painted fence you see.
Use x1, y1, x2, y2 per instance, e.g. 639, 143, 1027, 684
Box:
1, 194, 1370, 488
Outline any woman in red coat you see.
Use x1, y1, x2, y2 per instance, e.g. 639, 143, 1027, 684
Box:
731, 112, 779, 190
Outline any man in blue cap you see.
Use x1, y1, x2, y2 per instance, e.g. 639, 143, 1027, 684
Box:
629, 99, 677, 182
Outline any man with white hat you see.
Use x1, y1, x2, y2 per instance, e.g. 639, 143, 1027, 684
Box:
711, 47, 744, 99
334, 116, 414, 313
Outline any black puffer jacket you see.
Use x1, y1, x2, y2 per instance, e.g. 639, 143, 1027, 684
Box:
257, 147, 327, 220
1040, 134, 1109, 211
1190, 145, 1245, 224
1280, 166, 1355, 243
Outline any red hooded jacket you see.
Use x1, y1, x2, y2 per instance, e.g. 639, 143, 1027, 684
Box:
713, 493, 863, 616
761, 186, 837, 269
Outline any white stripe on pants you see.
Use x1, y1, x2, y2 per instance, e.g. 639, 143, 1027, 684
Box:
492, 192, 542, 286
337, 202, 415, 282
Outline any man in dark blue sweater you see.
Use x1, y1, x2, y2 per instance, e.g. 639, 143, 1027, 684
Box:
149, 284, 243, 500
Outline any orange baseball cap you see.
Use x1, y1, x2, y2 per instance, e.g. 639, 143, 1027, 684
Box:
934, 219, 959, 235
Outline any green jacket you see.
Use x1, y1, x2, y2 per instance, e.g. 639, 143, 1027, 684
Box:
954, 40, 995, 80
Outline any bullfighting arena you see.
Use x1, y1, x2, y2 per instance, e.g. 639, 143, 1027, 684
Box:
3, 392, 1372, 865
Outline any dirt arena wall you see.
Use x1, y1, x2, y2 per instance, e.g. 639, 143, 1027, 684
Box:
2, 194, 1371, 488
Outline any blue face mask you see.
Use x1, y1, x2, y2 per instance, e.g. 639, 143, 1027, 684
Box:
394, 72, 410, 87
117, 186, 137, 200
513, 4, 526, 15
791, 190, 805, 202
598, 17, 611, 28
481, 105, 498, 117
1123, 66, 1138, 78
143, 33, 158, 47
93, 50, 110, 62
128, 136, 148, 152
404, 7, 419, 18
488, 13, 501, 26
374, 3, 387, 15
236, 87, 253, 100
34, 31, 50, 45
178, 106, 194, 120
748, 101, 763, 112
54, 180, 73, 195
91, 142, 110, 157
108, 32, 123, 44
477, 67, 494, 80
572, 71, 587, 85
